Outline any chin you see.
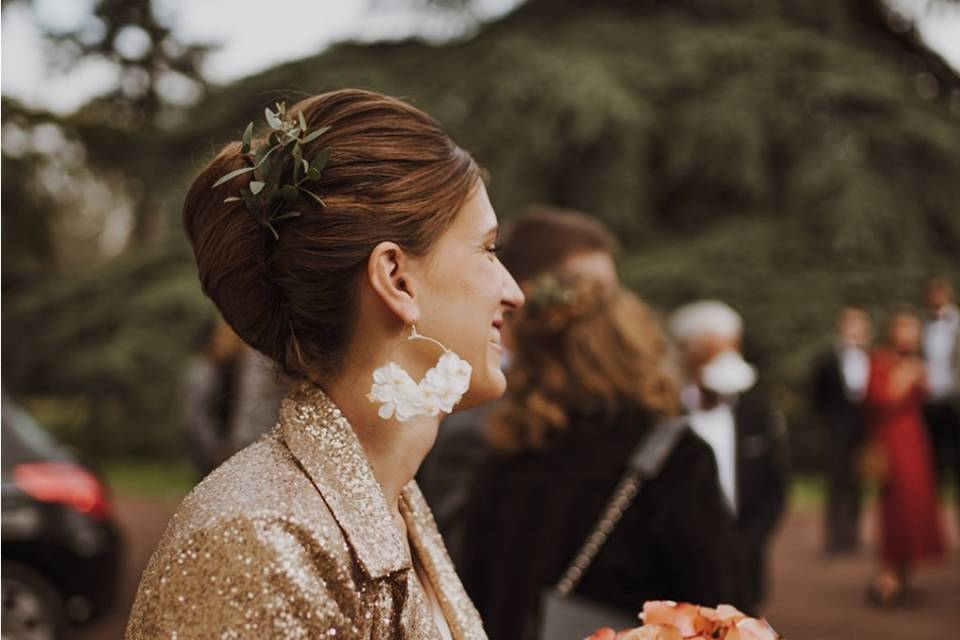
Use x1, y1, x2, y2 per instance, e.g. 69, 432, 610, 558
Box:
454, 367, 507, 413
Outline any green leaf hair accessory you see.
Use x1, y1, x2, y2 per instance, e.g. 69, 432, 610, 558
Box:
212, 102, 332, 240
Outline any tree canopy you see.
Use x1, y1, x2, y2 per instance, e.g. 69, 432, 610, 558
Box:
3, 0, 958, 465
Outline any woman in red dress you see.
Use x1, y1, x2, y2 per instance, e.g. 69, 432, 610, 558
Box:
864, 309, 945, 605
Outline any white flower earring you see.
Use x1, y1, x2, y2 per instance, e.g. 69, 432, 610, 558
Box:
367, 325, 472, 422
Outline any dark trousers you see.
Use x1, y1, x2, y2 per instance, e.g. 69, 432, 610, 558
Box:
924, 400, 960, 494
824, 415, 864, 553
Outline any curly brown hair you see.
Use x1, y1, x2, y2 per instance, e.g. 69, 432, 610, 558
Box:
486, 278, 680, 454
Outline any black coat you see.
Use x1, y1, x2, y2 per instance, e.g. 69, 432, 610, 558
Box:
811, 349, 866, 448
461, 407, 747, 640
731, 386, 789, 609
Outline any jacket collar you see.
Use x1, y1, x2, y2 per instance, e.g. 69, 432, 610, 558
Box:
279, 383, 411, 579
401, 481, 487, 639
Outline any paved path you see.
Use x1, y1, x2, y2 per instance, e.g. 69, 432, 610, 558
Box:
76, 494, 959, 639
75, 495, 181, 640
763, 503, 959, 639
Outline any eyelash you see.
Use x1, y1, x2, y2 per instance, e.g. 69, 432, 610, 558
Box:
485, 244, 501, 256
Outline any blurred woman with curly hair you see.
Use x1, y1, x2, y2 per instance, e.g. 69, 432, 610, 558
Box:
461, 277, 747, 640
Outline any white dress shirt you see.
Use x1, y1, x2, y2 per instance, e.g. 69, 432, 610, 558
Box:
839, 345, 870, 402
924, 304, 959, 401
688, 401, 738, 516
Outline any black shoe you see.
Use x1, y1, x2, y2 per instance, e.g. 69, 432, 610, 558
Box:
866, 583, 893, 608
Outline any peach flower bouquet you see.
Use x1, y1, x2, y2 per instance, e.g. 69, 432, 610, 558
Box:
584, 601, 782, 640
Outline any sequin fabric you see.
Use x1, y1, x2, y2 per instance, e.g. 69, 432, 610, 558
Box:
126, 383, 488, 639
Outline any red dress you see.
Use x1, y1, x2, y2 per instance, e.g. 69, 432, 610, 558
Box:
865, 349, 944, 568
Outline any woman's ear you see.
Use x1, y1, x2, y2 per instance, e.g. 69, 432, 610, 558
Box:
367, 242, 421, 325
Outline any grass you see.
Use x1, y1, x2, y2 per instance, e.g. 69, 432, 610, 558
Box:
102, 461, 833, 503
789, 473, 826, 510
788, 473, 956, 511
102, 460, 197, 498
98, 463, 954, 507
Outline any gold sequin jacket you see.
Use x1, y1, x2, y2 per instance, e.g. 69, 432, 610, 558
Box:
126, 384, 488, 639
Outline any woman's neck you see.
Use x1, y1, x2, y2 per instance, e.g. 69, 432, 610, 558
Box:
324, 366, 441, 515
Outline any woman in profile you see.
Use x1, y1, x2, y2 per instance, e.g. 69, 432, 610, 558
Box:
127, 89, 523, 639
461, 277, 745, 640
864, 309, 944, 606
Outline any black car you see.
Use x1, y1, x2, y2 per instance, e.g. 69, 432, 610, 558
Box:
2, 398, 122, 640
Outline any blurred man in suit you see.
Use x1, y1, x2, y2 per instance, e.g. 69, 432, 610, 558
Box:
922, 277, 960, 518
812, 307, 872, 555
669, 301, 788, 612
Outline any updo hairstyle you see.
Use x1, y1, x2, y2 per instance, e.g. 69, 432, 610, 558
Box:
182, 89, 481, 381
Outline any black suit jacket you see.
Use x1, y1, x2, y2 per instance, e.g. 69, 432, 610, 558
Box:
461, 407, 748, 640
811, 348, 866, 448
813, 349, 852, 415
732, 386, 788, 608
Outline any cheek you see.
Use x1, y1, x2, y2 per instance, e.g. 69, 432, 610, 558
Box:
441, 265, 502, 351
442, 260, 499, 312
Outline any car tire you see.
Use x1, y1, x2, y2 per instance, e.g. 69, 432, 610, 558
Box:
1, 560, 66, 640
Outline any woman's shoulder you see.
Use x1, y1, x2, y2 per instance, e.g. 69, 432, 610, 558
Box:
163, 431, 342, 547
477, 407, 652, 487
646, 424, 721, 493
127, 433, 359, 638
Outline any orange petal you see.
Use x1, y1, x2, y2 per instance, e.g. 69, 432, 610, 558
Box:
584, 628, 617, 640
735, 618, 779, 640
697, 606, 720, 621
617, 625, 683, 640
715, 604, 748, 623
641, 601, 714, 636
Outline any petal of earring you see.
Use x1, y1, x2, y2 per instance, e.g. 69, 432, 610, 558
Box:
368, 327, 471, 422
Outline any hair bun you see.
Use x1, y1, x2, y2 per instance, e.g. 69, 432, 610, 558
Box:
181, 89, 481, 381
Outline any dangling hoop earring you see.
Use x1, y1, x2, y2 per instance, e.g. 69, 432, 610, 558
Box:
367, 325, 472, 422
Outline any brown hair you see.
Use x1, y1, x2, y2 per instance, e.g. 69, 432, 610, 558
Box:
183, 89, 481, 381
487, 278, 679, 454
497, 205, 620, 283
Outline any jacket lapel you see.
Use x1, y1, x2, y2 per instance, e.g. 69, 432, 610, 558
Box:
278, 383, 485, 639
279, 383, 411, 579
401, 481, 487, 640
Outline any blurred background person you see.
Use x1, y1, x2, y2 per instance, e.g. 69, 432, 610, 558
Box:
182, 317, 244, 477
812, 307, 872, 555
228, 348, 292, 452
462, 278, 745, 640
921, 277, 960, 514
864, 308, 945, 607
496, 205, 621, 294
418, 205, 620, 571
183, 317, 290, 479
669, 301, 788, 613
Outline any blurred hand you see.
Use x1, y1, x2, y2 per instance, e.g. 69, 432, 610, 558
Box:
889, 357, 925, 399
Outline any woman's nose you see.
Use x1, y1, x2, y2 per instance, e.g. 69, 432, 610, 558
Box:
502, 265, 525, 310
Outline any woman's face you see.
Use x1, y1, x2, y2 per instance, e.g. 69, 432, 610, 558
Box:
889, 314, 921, 354
414, 183, 524, 410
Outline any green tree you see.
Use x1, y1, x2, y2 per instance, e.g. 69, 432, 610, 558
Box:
3, 0, 958, 466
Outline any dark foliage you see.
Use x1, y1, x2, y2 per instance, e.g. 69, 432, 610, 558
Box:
2, 0, 958, 465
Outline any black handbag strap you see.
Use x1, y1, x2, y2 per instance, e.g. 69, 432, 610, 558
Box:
554, 416, 687, 596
